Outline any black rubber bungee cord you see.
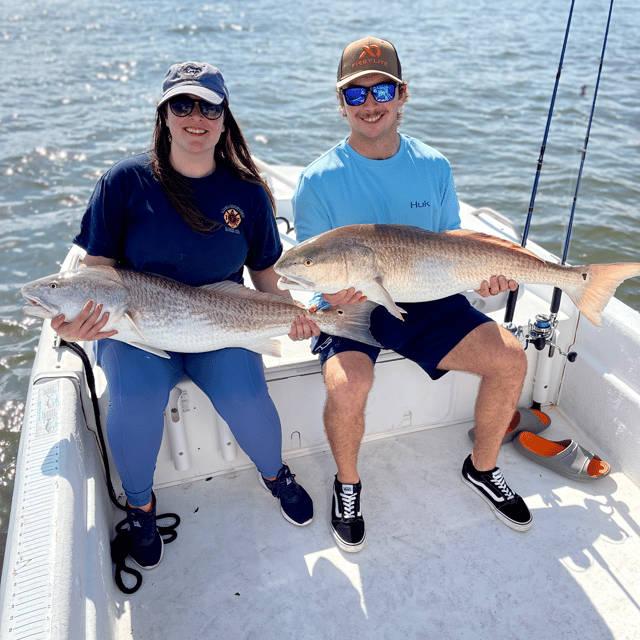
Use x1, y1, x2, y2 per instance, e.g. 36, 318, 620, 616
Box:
59, 338, 180, 593
59, 339, 126, 511
503, 0, 576, 325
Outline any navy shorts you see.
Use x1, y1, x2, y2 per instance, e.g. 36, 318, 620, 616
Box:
311, 294, 493, 381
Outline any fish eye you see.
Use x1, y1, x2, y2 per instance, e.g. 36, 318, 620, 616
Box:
49, 282, 59, 289
304, 258, 314, 267
337, 309, 344, 315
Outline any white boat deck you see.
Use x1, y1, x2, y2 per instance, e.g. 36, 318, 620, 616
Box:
115, 407, 640, 640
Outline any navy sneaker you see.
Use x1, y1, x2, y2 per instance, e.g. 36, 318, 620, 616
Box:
331, 476, 366, 552
125, 493, 164, 569
461, 455, 532, 531
260, 464, 313, 526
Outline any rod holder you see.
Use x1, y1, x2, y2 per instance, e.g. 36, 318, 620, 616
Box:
165, 387, 191, 472
216, 414, 238, 461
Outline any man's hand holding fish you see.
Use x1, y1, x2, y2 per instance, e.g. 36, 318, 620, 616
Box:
475, 275, 518, 298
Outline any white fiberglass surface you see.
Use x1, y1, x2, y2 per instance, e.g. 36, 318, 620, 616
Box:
115, 408, 640, 640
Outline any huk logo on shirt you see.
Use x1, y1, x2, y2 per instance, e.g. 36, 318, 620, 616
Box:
410, 200, 431, 208
222, 205, 244, 233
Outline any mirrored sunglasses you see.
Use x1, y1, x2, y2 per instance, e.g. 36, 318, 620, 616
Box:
341, 82, 398, 107
168, 95, 224, 120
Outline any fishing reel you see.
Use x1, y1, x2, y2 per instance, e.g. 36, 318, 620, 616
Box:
505, 314, 578, 362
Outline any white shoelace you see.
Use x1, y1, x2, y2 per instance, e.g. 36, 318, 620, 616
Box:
490, 469, 515, 501
340, 491, 358, 519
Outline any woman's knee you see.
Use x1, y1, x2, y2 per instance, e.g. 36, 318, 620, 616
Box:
100, 340, 182, 409
115, 382, 170, 415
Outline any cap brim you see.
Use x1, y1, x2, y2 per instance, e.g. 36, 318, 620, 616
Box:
158, 84, 225, 107
337, 70, 402, 89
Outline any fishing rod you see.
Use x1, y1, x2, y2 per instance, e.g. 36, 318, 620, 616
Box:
503, 0, 576, 327
548, 0, 615, 322
503, 0, 615, 408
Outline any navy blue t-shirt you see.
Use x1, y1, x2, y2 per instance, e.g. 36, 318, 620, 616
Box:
74, 153, 282, 287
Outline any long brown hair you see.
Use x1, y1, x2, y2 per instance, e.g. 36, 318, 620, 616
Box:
150, 102, 276, 234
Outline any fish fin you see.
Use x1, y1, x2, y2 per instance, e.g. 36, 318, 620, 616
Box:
200, 281, 305, 308
563, 262, 640, 327
325, 302, 383, 348
445, 229, 547, 265
126, 342, 171, 359
123, 311, 148, 342
249, 339, 282, 358
363, 277, 406, 320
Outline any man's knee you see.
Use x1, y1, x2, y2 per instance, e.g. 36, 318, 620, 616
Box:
491, 331, 528, 380
323, 351, 374, 405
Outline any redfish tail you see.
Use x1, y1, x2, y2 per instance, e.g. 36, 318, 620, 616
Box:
565, 263, 640, 327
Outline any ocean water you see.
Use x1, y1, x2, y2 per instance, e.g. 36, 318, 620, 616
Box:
0, 0, 638, 568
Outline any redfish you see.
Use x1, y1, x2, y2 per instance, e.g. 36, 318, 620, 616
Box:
274, 224, 640, 326
21, 266, 380, 358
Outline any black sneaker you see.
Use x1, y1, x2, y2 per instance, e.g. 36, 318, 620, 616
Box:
331, 477, 366, 552
461, 455, 532, 532
260, 464, 313, 526
125, 493, 164, 569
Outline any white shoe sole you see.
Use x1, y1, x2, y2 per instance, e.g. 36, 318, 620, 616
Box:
131, 535, 165, 570
258, 472, 313, 526
461, 473, 533, 532
331, 526, 366, 553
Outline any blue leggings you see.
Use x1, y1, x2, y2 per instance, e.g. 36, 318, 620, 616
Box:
97, 340, 283, 507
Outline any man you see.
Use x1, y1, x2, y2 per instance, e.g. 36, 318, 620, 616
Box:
291, 37, 539, 552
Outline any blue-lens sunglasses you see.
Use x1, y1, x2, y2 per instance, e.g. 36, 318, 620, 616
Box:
341, 82, 399, 107
168, 95, 224, 120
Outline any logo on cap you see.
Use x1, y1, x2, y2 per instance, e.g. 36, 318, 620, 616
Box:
360, 45, 381, 58
180, 63, 204, 78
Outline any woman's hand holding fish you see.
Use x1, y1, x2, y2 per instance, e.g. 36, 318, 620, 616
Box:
287, 289, 368, 341
475, 275, 518, 298
51, 300, 118, 343
288, 312, 321, 342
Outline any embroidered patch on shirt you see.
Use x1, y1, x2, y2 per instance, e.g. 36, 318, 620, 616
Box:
223, 206, 244, 232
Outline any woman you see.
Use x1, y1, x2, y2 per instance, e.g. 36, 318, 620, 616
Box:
53, 62, 318, 570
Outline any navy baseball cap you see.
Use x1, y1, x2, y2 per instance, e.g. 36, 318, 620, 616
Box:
158, 62, 229, 106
